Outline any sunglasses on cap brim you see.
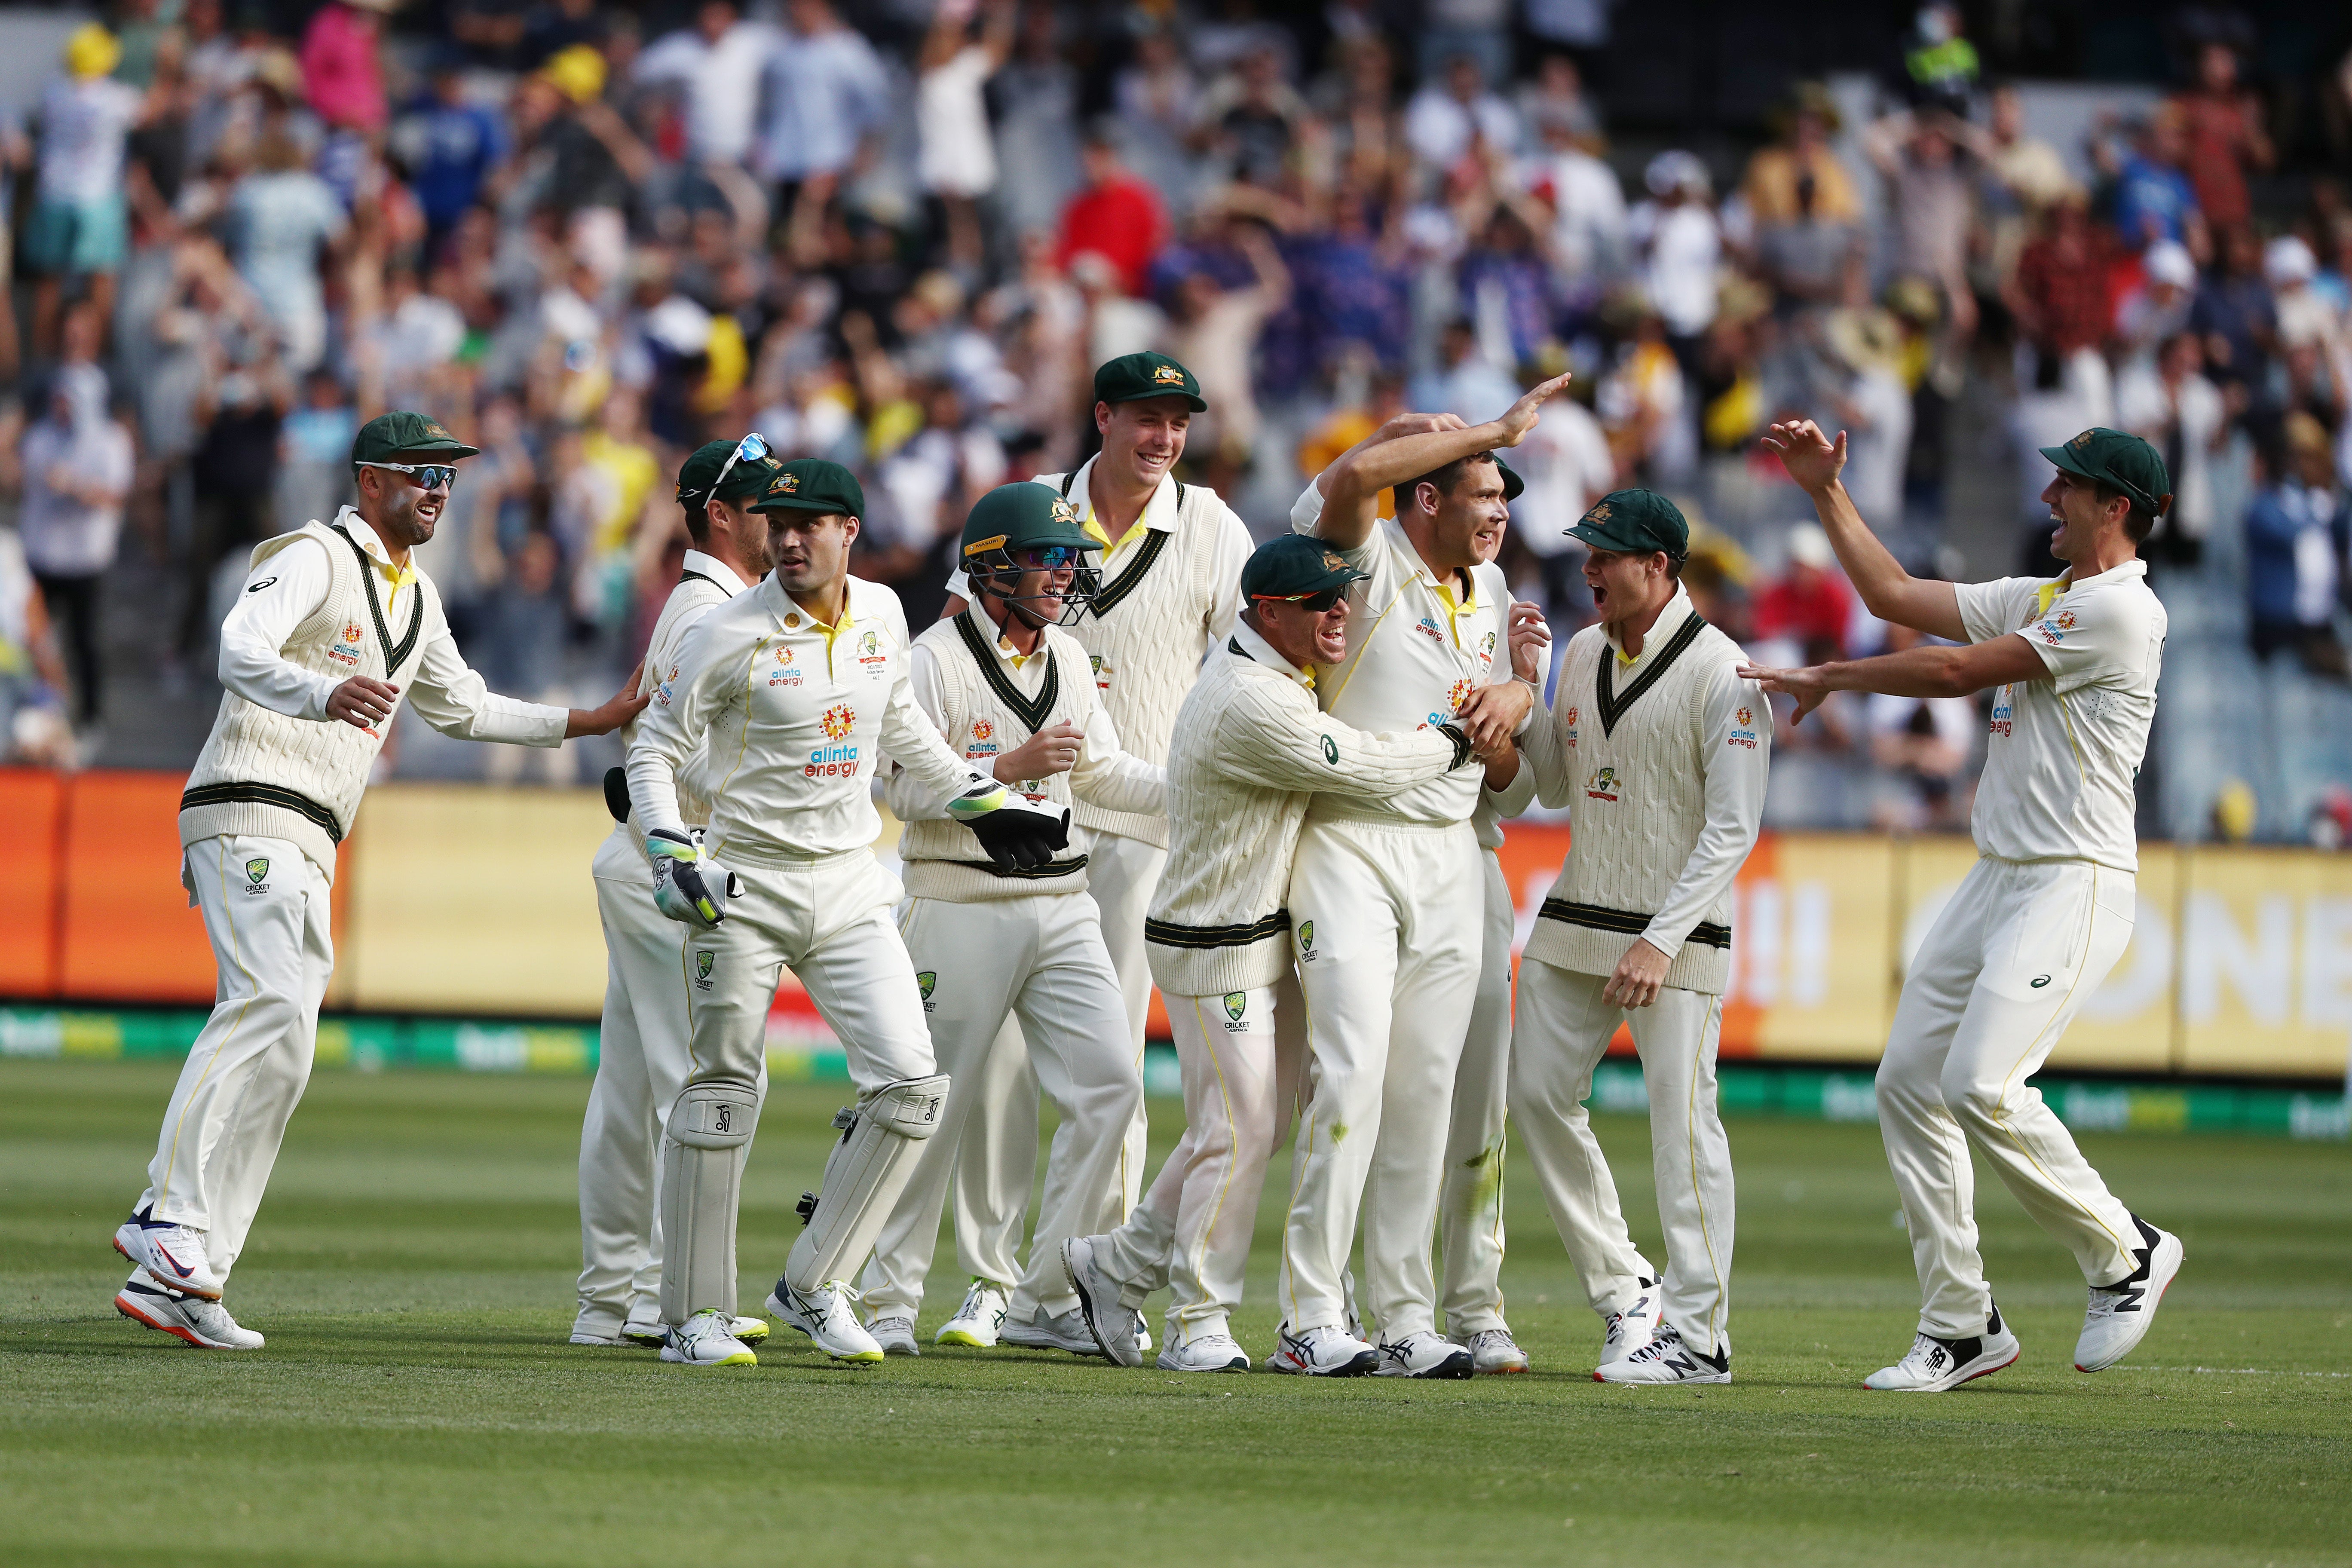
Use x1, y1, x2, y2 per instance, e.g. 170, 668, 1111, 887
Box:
360, 460, 458, 490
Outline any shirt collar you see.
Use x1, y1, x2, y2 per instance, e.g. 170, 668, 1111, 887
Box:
2043, 557, 2147, 612
332, 506, 417, 591
1602, 584, 1696, 665
681, 548, 748, 595
1378, 515, 1476, 604
1232, 617, 1314, 689
964, 600, 1047, 670
1067, 455, 1179, 555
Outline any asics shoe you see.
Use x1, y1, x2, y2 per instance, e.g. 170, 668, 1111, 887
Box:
115, 1268, 262, 1349
1263, 1321, 1378, 1377
1158, 1331, 1251, 1372
1375, 1331, 1475, 1379
999, 1305, 1103, 1356
2076, 1217, 2184, 1372
935, 1278, 1011, 1347
1062, 1236, 1142, 1367
113, 1209, 223, 1301
730, 1315, 769, 1344
662, 1308, 756, 1366
1599, 1277, 1664, 1366
867, 1315, 920, 1357
1464, 1327, 1529, 1375
1596, 1323, 1731, 1384
766, 1280, 884, 1364
1866, 1304, 2020, 1392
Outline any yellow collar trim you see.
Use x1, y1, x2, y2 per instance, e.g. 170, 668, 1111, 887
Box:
1428, 576, 1478, 648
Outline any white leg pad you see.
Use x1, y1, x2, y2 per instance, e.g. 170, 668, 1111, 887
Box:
659, 1081, 760, 1326
784, 1075, 949, 1292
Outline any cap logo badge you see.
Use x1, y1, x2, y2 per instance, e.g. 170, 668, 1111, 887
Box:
1322, 551, 1348, 572
1050, 499, 1080, 527
772, 472, 798, 493
1152, 364, 1186, 385
1585, 502, 1613, 523
2070, 431, 2094, 450
423, 421, 450, 439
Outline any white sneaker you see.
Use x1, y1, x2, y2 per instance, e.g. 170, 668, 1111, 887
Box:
1599, 1277, 1664, 1365
1866, 1305, 2021, 1392
113, 1210, 224, 1301
999, 1305, 1102, 1356
619, 1321, 665, 1348
661, 1308, 756, 1366
570, 1329, 622, 1346
2076, 1217, 2185, 1373
1264, 1321, 1378, 1377
1062, 1236, 1142, 1367
730, 1314, 769, 1344
1596, 1323, 1731, 1385
867, 1315, 920, 1357
765, 1280, 884, 1364
1463, 1327, 1529, 1375
115, 1268, 263, 1349
934, 1278, 1011, 1347
1158, 1332, 1251, 1372
1376, 1331, 1474, 1379
1136, 1315, 1153, 1354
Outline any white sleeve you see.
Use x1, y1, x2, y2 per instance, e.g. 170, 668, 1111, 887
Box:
403, 613, 570, 746
1205, 502, 1252, 645
217, 538, 339, 720
880, 640, 961, 823
1483, 749, 1538, 820
1289, 477, 1381, 573
1953, 576, 2041, 646
627, 616, 736, 840
1068, 697, 1166, 817
1642, 659, 1770, 959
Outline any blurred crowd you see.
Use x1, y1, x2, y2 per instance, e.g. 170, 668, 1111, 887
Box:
0, 0, 2348, 838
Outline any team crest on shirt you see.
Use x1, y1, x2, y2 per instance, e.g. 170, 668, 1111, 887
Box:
328, 622, 365, 668
967, 717, 998, 758
1090, 653, 1109, 692
769, 644, 801, 687
1222, 992, 1249, 1032
858, 628, 888, 678
1586, 766, 1621, 802
244, 858, 270, 893
1564, 704, 1579, 747
917, 971, 937, 1010
694, 951, 715, 989
1298, 920, 1317, 960
657, 662, 681, 705
1478, 631, 1497, 669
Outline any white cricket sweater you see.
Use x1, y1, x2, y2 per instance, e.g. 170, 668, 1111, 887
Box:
886, 604, 1164, 902
1143, 622, 1473, 996
1518, 589, 1770, 995
180, 509, 566, 876
947, 457, 1252, 849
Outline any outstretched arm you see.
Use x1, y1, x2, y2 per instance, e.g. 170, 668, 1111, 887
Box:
1312, 372, 1575, 549
1739, 634, 2048, 725
1760, 419, 1964, 640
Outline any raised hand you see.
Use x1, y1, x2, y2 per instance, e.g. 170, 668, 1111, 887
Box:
1492, 372, 1575, 447
1760, 420, 1847, 496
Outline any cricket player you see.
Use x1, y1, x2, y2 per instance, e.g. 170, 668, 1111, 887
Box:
624, 459, 1063, 1368
1509, 490, 1770, 1386
570, 436, 787, 1349
1749, 420, 2184, 1391
113, 412, 645, 1348
932, 351, 1253, 1351
1061, 534, 1504, 1371
857, 486, 1163, 1356
1272, 378, 1569, 1378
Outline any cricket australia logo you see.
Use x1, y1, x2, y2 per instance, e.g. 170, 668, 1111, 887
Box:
244, 858, 270, 893
1586, 766, 1620, 802
1298, 920, 1317, 960
857, 628, 888, 677
1090, 653, 1109, 691
693, 951, 715, 989
917, 971, 937, 1011
1222, 992, 1248, 1032
1478, 631, 1497, 668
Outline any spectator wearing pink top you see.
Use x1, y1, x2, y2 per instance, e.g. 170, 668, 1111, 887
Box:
299, 0, 392, 134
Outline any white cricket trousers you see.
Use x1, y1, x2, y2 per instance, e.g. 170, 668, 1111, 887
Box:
1510, 959, 1733, 1357
860, 891, 1142, 1320
1278, 816, 1482, 1340
1436, 848, 1516, 1336
138, 835, 333, 1284
575, 827, 765, 1339
1093, 974, 1308, 1341
1879, 856, 2141, 1338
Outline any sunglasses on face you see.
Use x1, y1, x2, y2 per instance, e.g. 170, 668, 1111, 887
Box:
361, 461, 458, 491
1013, 545, 1086, 570
1255, 588, 1346, 614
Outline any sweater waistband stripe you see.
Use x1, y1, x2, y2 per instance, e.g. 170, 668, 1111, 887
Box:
1144, 910, 1291, 949
943, 854, 1090, 881
179, 781, 347, 843
1538, 897, 1729, 949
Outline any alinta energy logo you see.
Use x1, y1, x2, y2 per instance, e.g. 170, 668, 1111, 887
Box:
820, 705, 856, 740
808, 705, 860, 778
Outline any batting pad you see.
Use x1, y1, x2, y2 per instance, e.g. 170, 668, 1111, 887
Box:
659, 1081, 760, 1325
783, 1075, 949, 1292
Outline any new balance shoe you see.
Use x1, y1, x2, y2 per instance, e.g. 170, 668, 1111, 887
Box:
1866, 1304, 2021, 1392
2076, 1217, 2184, 1373
114, 1268, 263, 1349
867, 1315, 920, 1357
661, 1308, 756, 1366
1463, 1327, 1529, 1375
1158, 1331, 1251, 1372
1596, 1323, 1731, 1384
1062, 1236, 1142, 1367
1375, 1331, 1474, 1379
766, 1280, 884, 1364
1263, 1321, 1378, 1377
935, 1278, 1011, 1347
1599, 1277, 1664, 1366
113, 1209, 223, 1301
999, 1305, 1102, 1356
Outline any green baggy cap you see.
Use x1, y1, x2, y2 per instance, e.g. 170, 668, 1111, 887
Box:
352, 410, 480, 464
675, 438, 783, 508
2038, 427, 2172, 518
752, 458, 866, 518
1240, 534, 1371, 600
1093, 350, 1207, 411
1566, 489, 1689, 560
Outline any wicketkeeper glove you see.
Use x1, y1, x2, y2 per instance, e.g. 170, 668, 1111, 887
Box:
1436, 723, 1476, 770
646, 827, 741, 927
947, 777, 1070, 871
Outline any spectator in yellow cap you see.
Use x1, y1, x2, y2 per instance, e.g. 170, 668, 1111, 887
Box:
25, 24, 148, 355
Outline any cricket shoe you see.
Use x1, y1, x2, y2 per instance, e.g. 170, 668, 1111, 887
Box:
115, 1268, 263, 1349
1263, 1322, 1378, 1377
113, 1208, 223, 1301
619, 1320, 665, 1348
1062, 1236, 1142, 1367
999, 1305, 1103, 1356
1595, 1323, 1731, 1385
1158, 1332, 1251, 1372
935, 1278, 1010, 1347
729, 1315, 769, 1344
1463, 1327, 1529, 1375
1866, 1304, 2020, 1392
570, 1329, 623, 1346
867, 1315, 920, 1357
1599, 1277, 1665, 1366
661, 1308, 756, 1367
2076, 1217, 2185, 1373
1375, 1331, 1474, 1379
765, 1280, 884, 1364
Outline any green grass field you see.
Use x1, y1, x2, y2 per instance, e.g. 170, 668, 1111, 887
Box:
3, 1059, 2346, 1568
